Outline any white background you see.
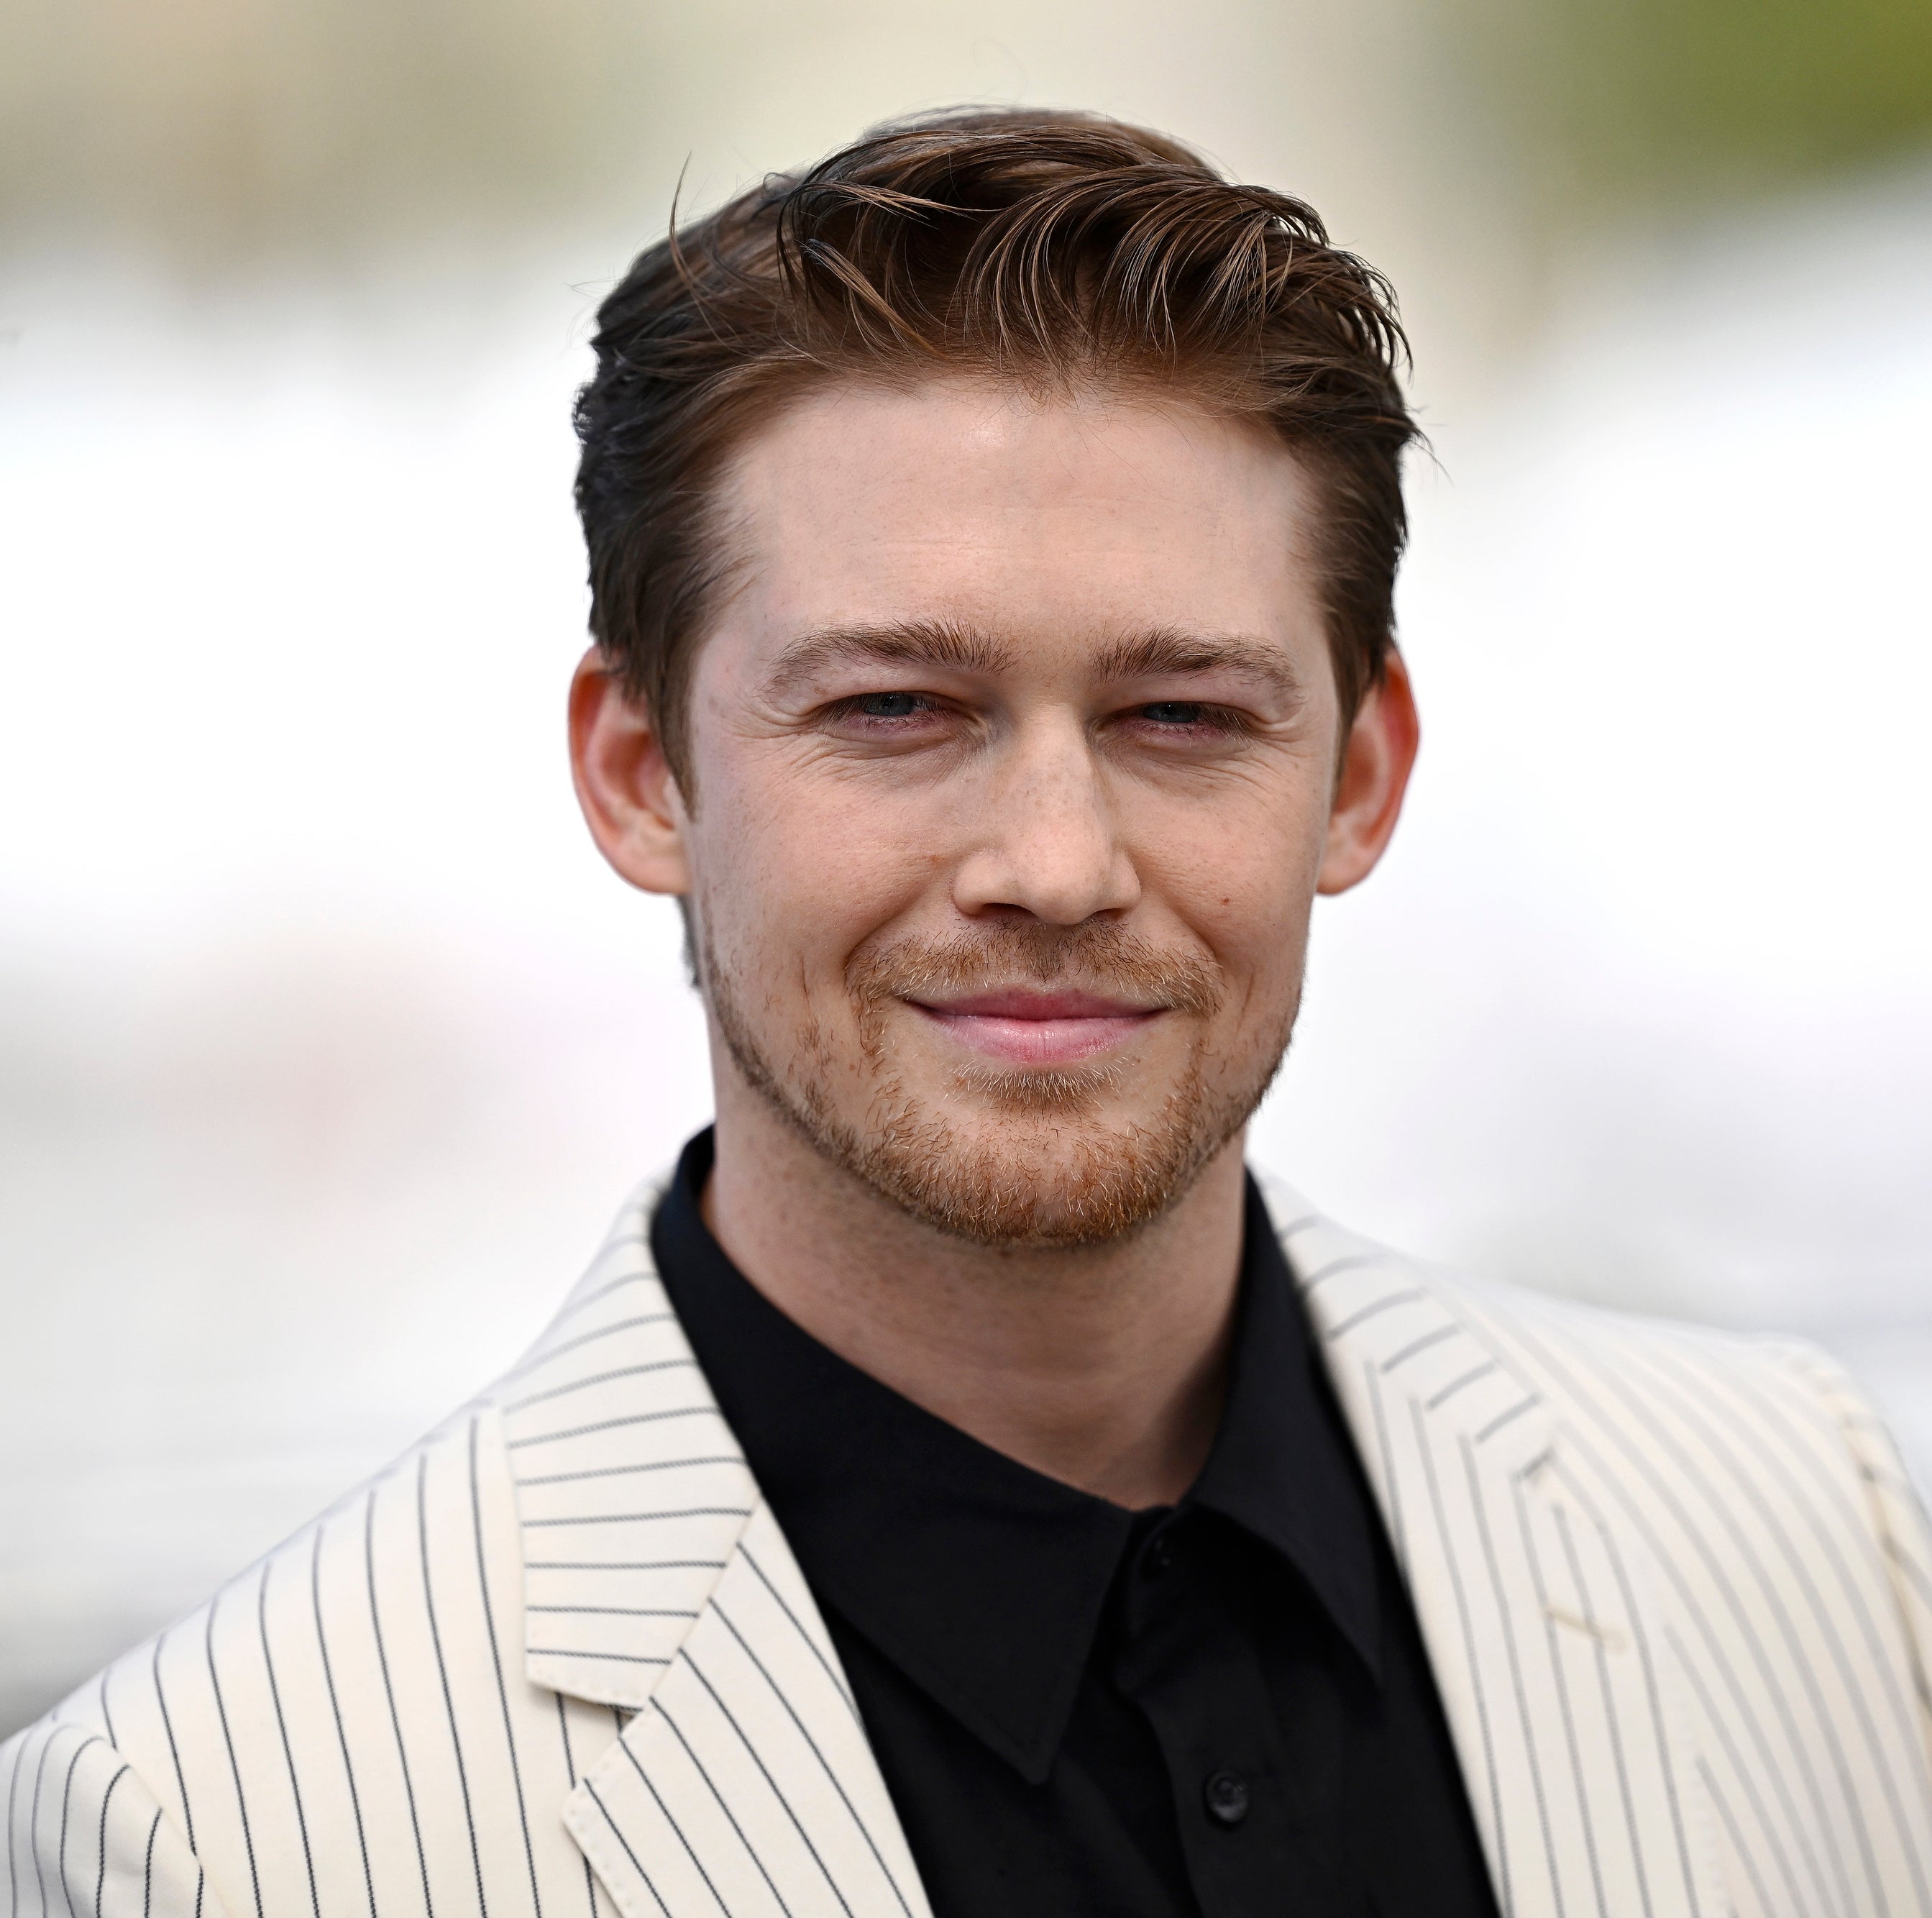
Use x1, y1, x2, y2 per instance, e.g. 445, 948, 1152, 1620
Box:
3, 115, 1928, 1730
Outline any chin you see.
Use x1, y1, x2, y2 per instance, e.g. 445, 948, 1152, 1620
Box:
828, 1073, 1241, 1248
859, 1144, 1210, 1248
946, 1057, 1133, 1114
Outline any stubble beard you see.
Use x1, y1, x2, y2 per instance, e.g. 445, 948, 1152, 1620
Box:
702, 915, 1296, 1248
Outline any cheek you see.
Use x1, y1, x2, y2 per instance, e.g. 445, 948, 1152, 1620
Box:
1137, 798, 1326, 994
1205, 877, 1315, 1017
689, 752, 946, 981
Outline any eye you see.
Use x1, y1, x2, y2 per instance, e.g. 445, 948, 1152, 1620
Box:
820, 689, 950, 737
853, 692, 926, 719
1125, 699, 1253, 739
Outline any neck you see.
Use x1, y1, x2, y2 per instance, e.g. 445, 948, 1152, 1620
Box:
700, 1069, 1248, 1510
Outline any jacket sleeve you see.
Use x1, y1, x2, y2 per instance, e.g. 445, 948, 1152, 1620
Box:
1785, 1343, 1932, 1752
1, 1716, 233, 1918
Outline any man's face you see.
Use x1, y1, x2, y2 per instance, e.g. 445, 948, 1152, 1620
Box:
595, 378, 1406, 1246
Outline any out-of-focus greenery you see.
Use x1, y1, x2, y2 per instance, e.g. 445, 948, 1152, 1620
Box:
3, 0, 1931, 270
0, 0, 675, 264
1479, 0, 1932, 210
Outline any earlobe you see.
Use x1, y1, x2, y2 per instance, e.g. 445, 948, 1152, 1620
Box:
1316, 652, 1419, 896
567, 648, 695, 896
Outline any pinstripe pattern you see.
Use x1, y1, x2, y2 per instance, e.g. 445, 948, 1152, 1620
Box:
5, 1170, 1929, 1917
1258, 1174, 1932, 1918
0, 1401, 633, 1918
499, 1191, 755, 1710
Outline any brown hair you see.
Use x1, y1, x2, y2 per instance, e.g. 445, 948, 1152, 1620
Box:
574, 107, 1418, 782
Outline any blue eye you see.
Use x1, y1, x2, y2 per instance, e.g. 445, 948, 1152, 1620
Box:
856, 692, 923, 718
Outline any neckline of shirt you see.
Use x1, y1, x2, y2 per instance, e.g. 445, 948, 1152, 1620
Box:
649, 1126, 1381, 1781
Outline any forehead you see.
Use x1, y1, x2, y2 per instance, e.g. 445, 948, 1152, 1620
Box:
711, 376, 1324, 657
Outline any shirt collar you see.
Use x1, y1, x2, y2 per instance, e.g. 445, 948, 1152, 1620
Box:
1187, 1176, 1382, 1677
651, 1129, 1380, 1783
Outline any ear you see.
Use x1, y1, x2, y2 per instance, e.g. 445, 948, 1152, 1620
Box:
568, 649, 693, 896
1317, 652, 1419, 895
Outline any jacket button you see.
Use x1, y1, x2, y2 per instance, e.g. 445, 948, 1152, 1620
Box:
1204, 1770, 1250, 1826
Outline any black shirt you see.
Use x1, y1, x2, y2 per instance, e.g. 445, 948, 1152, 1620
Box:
651, 1131, 1501, 1918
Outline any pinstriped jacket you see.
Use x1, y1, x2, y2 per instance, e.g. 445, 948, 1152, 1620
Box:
6, 1173, 1932, 1918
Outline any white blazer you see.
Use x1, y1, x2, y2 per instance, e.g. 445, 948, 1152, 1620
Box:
7, 1174, 1932, 1918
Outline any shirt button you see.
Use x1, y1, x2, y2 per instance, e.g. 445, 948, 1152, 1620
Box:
1204, 1770, 1250, 1826
1144, 1533, 1173, 1575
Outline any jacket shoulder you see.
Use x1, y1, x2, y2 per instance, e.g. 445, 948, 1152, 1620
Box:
6, 1178, 690, 1918
0, 1712, 226, 1917
1252, 1166, 1899, 1478
1257, 1172, 1932, 1760
1423, 1251, 1906, 1512
11, 1401, 531, 1918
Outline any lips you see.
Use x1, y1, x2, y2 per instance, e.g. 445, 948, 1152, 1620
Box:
909, 989, 1163, 1065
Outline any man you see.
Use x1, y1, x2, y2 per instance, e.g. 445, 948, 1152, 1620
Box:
6, 107, 1930, 1918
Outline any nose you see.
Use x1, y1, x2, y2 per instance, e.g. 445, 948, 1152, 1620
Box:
951, 712, 1141, 926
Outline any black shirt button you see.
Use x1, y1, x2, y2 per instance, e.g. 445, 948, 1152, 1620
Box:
1143, 1532, 1174, 1576
1204, 1770, 1250, 1826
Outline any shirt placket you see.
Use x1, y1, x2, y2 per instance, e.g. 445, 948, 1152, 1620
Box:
1112, 1511, 1358, 1918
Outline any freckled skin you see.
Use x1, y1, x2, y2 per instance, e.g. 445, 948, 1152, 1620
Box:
569, 376, 1417, 1507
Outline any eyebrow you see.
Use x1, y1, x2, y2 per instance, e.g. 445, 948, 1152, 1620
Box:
764, 620, 1020, 698
766, 619, 1304, 703
1091, 628, 1306, 703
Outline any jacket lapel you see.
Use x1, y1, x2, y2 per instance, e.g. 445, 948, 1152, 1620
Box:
1261, 1177, 1724, 1918
565, 1503, 931, 1918
495, 1182, 931, 1918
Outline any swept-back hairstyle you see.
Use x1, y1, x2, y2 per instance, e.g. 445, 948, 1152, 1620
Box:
574, 107, 1419, 781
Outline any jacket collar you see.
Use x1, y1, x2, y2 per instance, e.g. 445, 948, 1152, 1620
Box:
1257, 1174, 1722, 1918
493, 1177, 756, 1707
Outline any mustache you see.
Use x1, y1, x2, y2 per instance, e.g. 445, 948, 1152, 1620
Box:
847, 921, 1223, 1020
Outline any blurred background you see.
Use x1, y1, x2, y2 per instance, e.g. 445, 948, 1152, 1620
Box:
4, 0, 1931, 1734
